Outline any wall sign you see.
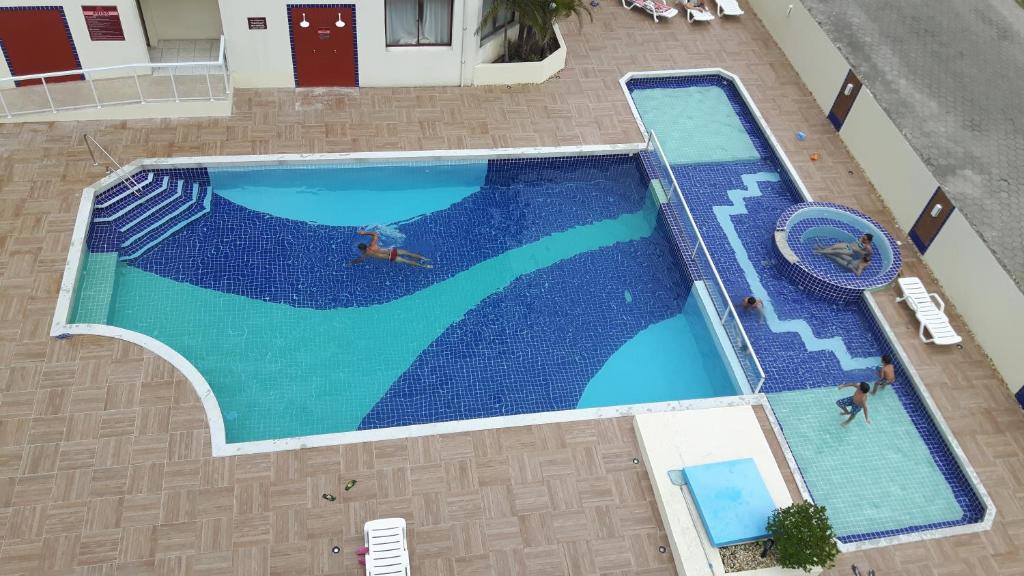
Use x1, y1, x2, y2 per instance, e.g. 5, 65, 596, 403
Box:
82, 6, 125, 41
247, 17, 267, 30
318, 28, 331, 40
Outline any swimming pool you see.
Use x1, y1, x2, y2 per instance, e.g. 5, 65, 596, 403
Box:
624, 72, 988, 545
64, 152, 742, 446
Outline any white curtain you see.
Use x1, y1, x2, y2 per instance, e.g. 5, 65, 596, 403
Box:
386, 0, 419, 45
420, 0, 452, 44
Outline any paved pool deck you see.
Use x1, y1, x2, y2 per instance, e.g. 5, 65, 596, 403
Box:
0, 4, 1023, 575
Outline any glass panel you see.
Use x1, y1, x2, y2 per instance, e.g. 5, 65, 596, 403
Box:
420, 0, 452, 45
385, 0, 419, 45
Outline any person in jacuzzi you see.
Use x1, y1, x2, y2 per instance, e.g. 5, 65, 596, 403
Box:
814, 233, 874, 260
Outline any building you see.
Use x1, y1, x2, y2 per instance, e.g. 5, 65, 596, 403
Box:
0, 0, 520, 92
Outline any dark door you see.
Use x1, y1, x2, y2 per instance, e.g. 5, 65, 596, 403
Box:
909, 187, 955, 254
0, 7, 83, 86
827, 69, 863, 131
289, 6, 357, 88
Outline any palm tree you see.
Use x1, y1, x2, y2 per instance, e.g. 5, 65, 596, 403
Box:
478, 0, 528, 62
480, 0, 592, 63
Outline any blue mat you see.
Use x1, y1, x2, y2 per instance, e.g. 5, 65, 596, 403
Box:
683, 458, 777, 547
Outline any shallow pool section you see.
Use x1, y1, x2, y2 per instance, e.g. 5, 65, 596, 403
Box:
626, 73, 984, 543
71, 155, 741, 444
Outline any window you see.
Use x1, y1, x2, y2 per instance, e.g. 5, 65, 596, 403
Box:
480, 0, 515, 43
385, 0, 453, 46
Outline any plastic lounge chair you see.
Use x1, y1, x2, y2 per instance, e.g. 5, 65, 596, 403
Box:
364, 518, 409, 576
711, 0, 744, 16
896, 277, 962, 346
684, 3, 716, 22
622, 0, 679, 22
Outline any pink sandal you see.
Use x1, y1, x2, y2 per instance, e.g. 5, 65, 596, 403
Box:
356, 546, 369, 555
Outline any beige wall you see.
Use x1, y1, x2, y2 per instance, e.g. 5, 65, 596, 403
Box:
0, 0, 150, 83
748, 0, 1024, 393
138, 0, 223, 43
218, 0, 481, 89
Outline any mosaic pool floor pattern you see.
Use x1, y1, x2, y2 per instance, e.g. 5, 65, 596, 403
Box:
72, 155, 739, 443
626, 75, 983, 542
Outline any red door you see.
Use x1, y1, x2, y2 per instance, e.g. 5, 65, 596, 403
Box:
0, 7, 83, 86
289, 6, 357, 87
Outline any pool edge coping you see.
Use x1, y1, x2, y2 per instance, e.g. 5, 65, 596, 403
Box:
618, 68, 994, 551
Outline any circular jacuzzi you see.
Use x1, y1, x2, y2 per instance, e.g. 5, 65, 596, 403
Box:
774, 202, 902, 302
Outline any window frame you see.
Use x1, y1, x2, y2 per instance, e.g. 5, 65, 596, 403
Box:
479, 0, 516, 44
384, 0, 455, 48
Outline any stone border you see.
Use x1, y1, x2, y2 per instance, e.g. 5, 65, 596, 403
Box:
617, 68, 995, 551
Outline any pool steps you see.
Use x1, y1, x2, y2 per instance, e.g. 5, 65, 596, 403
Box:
91, 171, 214, 261
94, 172, 154, 209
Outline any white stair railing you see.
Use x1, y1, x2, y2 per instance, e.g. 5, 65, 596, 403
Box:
0, 35, 230, 118
84, 134, 145, 196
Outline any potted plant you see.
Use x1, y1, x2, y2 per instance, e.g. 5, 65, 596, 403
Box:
765, 502, 840, 573
479, 0, 592, 63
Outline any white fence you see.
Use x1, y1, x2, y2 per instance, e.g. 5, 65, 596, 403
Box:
0, 35, 230, 118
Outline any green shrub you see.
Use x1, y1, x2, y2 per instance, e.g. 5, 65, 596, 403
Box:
765, 502, 839, 572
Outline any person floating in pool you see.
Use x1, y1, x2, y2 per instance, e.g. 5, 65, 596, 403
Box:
349, 229, 432, 269
871, 354, 896, 395
740, 295, 764, 319
836, 381, 871, 426
815, 233, 873, 260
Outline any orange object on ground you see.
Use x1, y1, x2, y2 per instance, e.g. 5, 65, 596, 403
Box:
810, 153, 820, 161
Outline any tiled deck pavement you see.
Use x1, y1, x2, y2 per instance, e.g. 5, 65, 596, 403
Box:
0, 5, 1023, 575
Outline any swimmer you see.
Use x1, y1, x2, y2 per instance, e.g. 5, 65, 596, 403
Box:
836, 381, 871, 426
740, 296, 764, 319
847, 254, 871, 276
349, 229, 432, 269
870, 354, 896, 395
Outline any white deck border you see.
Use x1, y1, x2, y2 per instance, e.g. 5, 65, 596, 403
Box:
618, 68, 994, 551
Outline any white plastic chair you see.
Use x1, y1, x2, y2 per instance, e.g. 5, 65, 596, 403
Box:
711, 0, 744, 16
684, 3, 716, 22
622, 0, 679, 22
364, 518, 409, 576
896, 277, 962, 346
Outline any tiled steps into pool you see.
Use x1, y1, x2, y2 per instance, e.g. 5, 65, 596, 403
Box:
73, 252, 118, 323
91, 173, 213, 261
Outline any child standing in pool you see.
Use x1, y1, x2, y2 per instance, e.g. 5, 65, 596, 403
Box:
836, 382, 871, 426
871, 354, 896, 395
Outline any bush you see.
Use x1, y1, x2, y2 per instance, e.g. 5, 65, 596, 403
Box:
765, 502, 839, 573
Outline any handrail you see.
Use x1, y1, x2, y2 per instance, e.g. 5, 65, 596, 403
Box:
84, 134, 145, 196
647, 130, 767, 393
0, 36, 229, 118
2, 36, 225, 83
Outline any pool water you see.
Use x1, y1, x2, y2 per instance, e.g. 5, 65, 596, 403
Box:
72, 155, 739, 443
627, 76, 981, 542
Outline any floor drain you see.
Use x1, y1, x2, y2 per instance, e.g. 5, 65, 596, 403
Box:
659, 546, 667, 553
331, 546, 340, 554
632, 458, 640, 464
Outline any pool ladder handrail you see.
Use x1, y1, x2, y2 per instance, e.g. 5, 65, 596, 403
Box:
84, 134, 146, 196
647, 129, 767, 394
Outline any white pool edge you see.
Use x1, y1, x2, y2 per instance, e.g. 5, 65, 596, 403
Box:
619, 69, 994, 550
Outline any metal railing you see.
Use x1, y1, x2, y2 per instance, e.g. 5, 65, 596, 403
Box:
83, 134, 145, 196
645, 130, 767, 394
0, 36, 230, 118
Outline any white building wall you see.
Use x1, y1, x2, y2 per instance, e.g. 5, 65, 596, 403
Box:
139, 0, 223, 44
748, 0, 1024, 393
0, 0, 150, 81
218, 0, 489, 89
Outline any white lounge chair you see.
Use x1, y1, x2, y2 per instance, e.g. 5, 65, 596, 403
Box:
684, 3, 716, 22
711, 0, 744, 16
896, 277, 963, 346
364, 518, 409, 576
622, 0, 679, 22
